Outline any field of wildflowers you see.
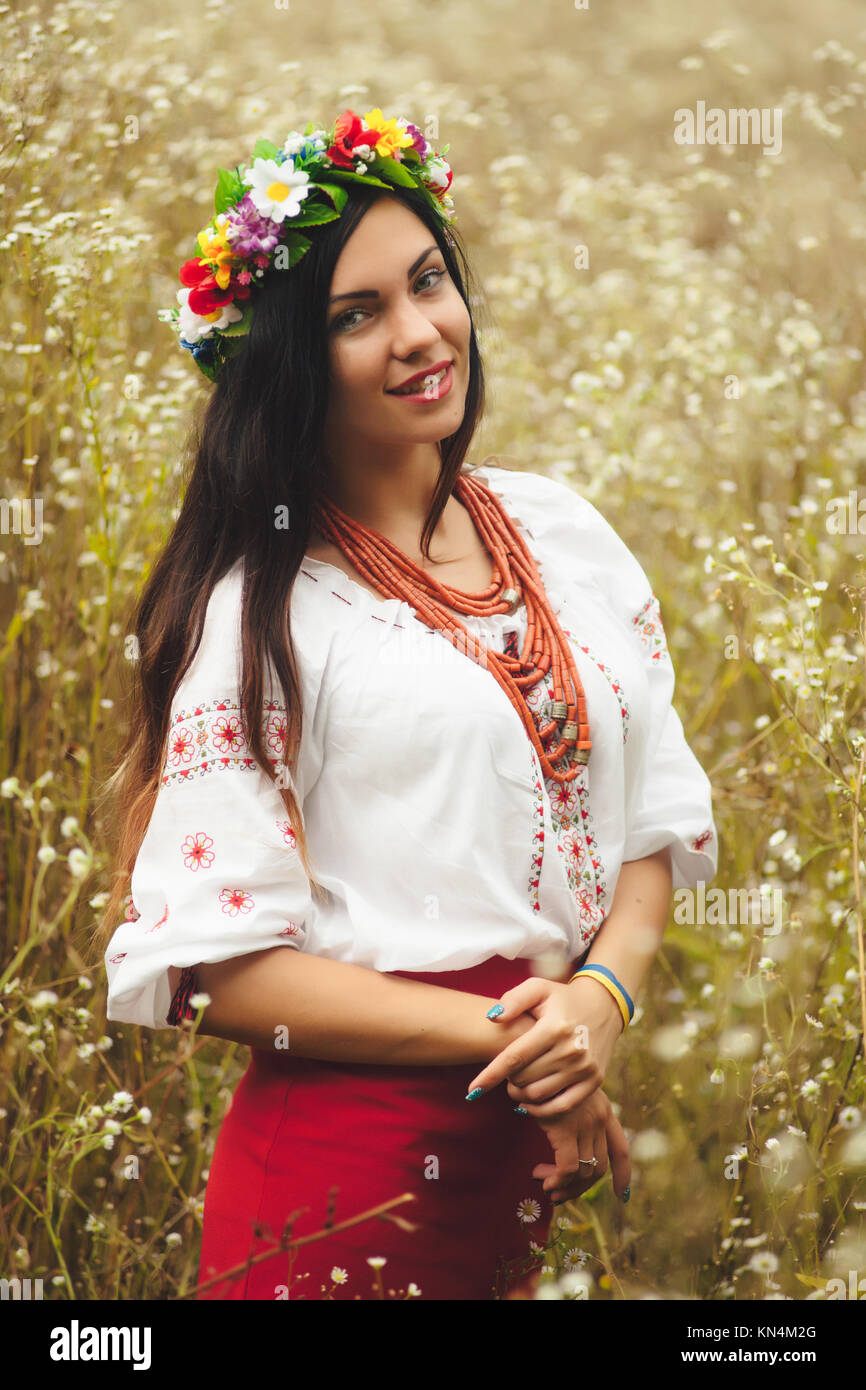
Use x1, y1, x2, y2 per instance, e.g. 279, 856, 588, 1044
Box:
2, 0, 866, 1302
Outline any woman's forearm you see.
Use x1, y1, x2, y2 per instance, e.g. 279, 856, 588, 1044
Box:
192, 947, 535, 1065
569, 845, 674, 1020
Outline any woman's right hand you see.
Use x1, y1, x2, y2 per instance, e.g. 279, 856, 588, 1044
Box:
530, 1086, 631, 1205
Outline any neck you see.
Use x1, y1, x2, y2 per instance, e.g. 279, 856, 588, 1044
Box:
316, 440, 460, 558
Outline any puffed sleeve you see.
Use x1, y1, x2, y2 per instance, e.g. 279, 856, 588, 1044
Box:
104, 565, 322, 1031
550, 481, 719, 892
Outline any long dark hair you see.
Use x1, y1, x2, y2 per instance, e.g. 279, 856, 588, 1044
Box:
92, 181, 490, 959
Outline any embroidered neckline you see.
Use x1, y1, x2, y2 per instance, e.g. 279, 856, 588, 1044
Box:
297, 464, 542, 627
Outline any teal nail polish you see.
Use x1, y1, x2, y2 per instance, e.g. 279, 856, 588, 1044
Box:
622, 1185, 631, 1204
486, 1004, 504, 1019
514, 1105, 528, 1115
465, 1087, 484, 1101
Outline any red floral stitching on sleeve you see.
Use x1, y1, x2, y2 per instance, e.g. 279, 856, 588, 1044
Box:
632, 595, 671, 665
219, 888, 255, 916
182, 831, 216, 871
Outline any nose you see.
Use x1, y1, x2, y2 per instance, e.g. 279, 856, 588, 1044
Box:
387, 295, 442, 360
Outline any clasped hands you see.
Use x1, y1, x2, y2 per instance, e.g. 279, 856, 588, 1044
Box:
465, 974, 632, 1206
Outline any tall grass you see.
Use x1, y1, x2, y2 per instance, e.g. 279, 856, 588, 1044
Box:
1, 0, 864, 1299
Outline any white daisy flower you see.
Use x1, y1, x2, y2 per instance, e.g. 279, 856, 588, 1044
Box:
177, 289, 243, 344
30, 990, 59, 1009
747, 1250, 779, 1274
242, 157, 311, 222
517, 1197, 542, 1224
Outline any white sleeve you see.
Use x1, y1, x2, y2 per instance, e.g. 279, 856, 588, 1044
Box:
619, 588, 719, 890
551, 481, 719, 892
104, 569, 321, 1030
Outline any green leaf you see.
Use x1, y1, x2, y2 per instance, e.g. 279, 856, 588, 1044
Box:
252, 138, 281, 163
271, 232, 312, 271
319, 167, 391, 191
218, 302, 253, 337
0, 609, 24, 666
288, 201, 341, 228
313, 181, 348, 213
372, 154, 418, 188
219, 335, 249, 360
214, 166, 243, 214
196, 357, 218, 383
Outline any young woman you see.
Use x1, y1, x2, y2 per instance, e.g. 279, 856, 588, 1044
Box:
97, 108, 718, 1301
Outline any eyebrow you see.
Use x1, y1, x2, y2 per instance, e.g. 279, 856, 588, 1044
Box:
328, 244, 440, 305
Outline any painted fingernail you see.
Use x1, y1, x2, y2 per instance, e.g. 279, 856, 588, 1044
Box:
486, 1004, 504, 1019
514, 1105, 528, 1115
465, 1088, 484, 1101
622, 1185, 631, 1204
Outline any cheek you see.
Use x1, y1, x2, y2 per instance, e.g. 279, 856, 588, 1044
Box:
329, 342, 381, 399
446, 292, 472, 344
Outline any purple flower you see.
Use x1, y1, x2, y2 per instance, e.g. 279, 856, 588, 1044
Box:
225, 193, 282, 257
403, 122, 429, 160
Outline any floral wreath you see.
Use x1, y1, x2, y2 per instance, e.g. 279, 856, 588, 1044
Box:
158, 107, 456, 381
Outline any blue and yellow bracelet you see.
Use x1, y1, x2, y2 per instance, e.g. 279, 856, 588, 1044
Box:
567, 963, 634, 1033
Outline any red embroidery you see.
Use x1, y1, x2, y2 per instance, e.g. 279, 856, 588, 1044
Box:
159, 699, 290, 787
525, 662, 607, 943
276, 819, 297, 849
267, 711, 288, 756
632, 594, 671, 664
219, 888, 255, 916
211, 714, 245, 755
182, 831, 215, 871
144, 903, 169, 934
168, 726, 196, 767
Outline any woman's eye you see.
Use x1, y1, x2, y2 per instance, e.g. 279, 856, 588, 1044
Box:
416, 267, 446, 291
332, 307, 366, 332
332, 266, 447, 332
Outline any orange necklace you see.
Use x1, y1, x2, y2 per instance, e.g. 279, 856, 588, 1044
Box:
311, 471, 591, 785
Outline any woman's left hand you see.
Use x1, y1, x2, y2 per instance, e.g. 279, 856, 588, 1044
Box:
465, 974, 625, 1118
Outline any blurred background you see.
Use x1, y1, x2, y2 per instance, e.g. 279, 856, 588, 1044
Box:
2, 0, 866, 1300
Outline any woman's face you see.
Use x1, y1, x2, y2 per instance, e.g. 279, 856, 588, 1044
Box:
323, 195, 472, 456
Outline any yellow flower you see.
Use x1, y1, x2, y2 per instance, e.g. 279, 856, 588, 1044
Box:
363, 108, 414, 159
195, 222, 241, 290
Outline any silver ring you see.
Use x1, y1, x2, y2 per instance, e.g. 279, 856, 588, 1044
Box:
578, 1157, 598, 1167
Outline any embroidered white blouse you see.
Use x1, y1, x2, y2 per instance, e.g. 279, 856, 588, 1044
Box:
104, 463, 719, 1030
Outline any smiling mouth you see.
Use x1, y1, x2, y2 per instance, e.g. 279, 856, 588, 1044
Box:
388, 362, 453, 396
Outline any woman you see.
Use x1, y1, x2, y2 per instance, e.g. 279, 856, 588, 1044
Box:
97, 108, 718, 1301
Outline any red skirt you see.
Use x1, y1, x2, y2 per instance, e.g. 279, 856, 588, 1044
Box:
196, 954, 569, 1301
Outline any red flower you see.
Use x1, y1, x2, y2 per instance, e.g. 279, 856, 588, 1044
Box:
179, 259, 253, 316
326, 109, 382, 169
179, 259, 235, 316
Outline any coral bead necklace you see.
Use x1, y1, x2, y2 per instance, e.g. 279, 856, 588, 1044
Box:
311, 470, 591, 785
